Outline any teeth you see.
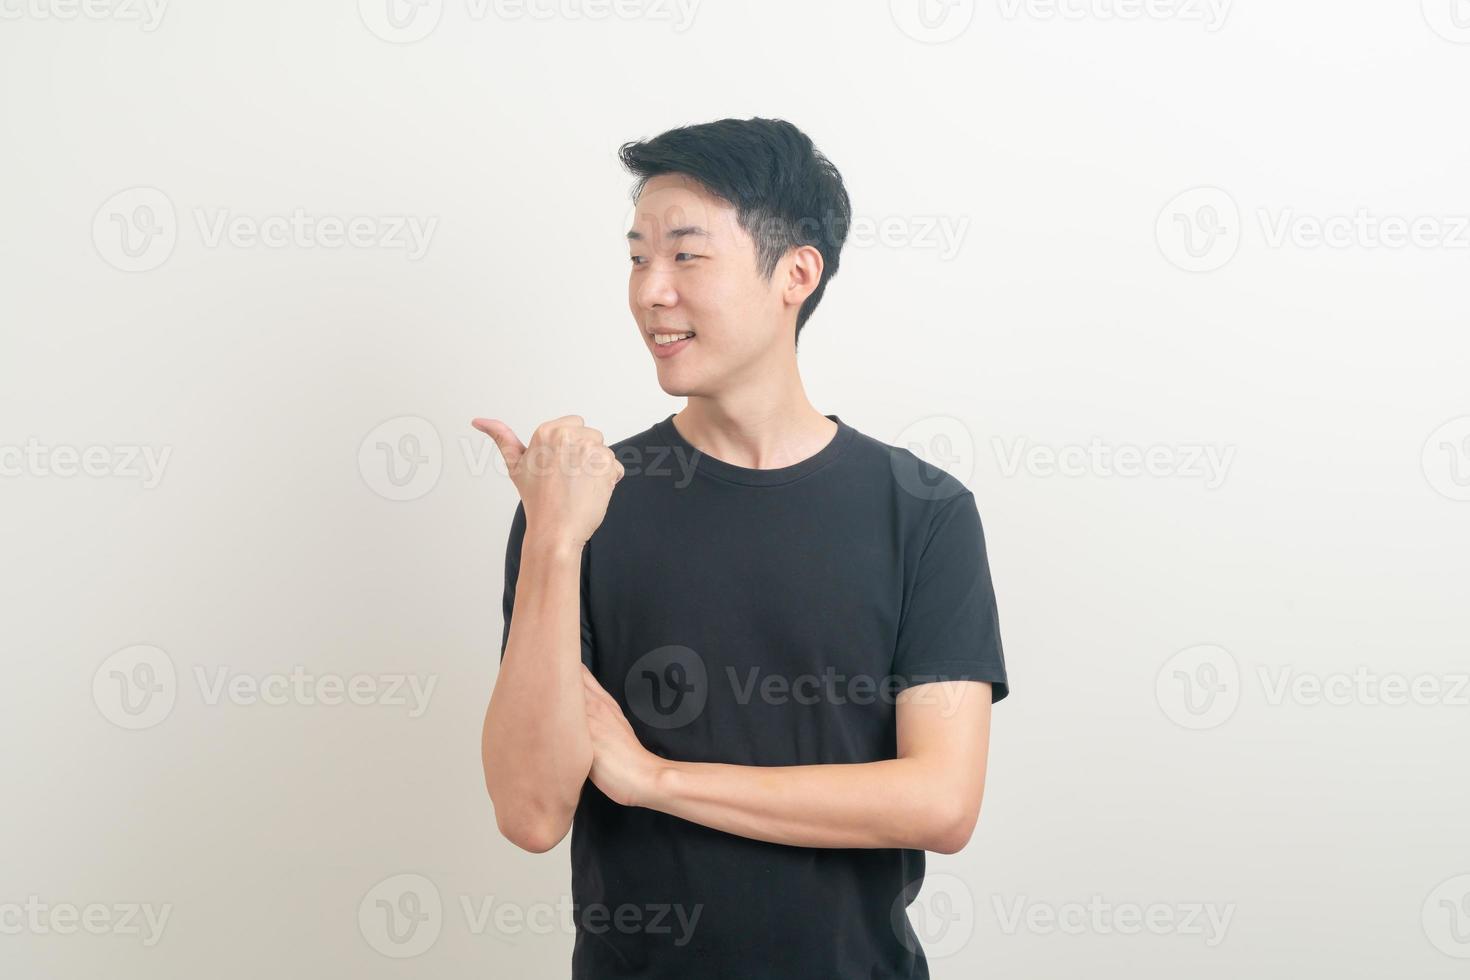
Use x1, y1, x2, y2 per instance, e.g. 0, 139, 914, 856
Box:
654, 332, 694, 346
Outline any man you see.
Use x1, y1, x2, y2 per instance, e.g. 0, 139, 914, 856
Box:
473, 116, 1008, 979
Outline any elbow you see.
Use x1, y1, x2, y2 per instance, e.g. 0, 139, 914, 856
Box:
485, 770, 575, 854
495, 807, 569, 854
482, 749, 586, 854
504, 827, 563, 855
925, 800, 981, 855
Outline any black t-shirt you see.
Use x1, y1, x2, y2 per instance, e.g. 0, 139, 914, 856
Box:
499, 412, 1008, 979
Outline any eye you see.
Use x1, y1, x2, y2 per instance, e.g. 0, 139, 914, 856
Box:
630, 253, 698, 266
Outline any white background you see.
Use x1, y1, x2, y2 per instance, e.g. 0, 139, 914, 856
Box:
2, 0, 1468, 976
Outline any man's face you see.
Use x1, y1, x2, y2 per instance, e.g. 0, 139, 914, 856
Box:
627, 174, 790, 396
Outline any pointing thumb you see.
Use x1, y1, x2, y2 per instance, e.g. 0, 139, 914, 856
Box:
470, 418, 526, 471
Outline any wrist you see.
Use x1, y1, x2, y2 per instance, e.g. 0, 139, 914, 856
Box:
523, 528, 584, 562
639, 757, 681, 811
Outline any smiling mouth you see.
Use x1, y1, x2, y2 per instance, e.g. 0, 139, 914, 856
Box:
652, 332, 695, 346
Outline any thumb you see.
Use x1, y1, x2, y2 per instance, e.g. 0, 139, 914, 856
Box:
470, 418, 526, 471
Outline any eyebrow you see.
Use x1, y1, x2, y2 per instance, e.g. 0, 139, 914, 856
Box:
626, 225, 712, 242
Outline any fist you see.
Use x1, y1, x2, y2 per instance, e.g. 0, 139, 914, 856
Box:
471, 415, 625, 549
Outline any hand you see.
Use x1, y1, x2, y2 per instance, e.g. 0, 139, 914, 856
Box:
470, 415, 625, 548
581, 664, 663, 808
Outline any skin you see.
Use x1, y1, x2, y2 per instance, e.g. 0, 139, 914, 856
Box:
472, 416, 621, 853
628, 173, 839, 459
476, 172, 994, 854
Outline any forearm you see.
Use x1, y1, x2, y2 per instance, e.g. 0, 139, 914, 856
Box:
643, 757, 974, 854
483, 533, 593, 851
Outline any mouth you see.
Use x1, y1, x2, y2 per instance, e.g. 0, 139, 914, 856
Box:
650, 331, 695, 358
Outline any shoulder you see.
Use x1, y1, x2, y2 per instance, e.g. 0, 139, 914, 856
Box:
606, 418, 679, 483
609, 418, 665, 453
844, 420, 976, 510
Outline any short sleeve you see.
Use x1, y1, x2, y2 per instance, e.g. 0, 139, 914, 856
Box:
499, 500, 595, 669
891, 491, 1009, 702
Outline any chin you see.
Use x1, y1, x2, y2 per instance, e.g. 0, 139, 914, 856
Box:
656, 377, 697, 397
654, 365, 706, 397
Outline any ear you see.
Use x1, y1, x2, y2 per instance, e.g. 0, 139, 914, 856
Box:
782, 244, 824, 312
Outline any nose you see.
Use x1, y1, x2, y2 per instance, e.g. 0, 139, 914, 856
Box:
634, 263, 677, 312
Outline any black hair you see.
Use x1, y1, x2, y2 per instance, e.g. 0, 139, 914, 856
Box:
618, 117, 851, 347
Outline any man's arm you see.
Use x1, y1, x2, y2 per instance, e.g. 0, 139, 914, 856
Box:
476, 416, 622, 854
582, 670, 994, 854
482, 527, 594, 853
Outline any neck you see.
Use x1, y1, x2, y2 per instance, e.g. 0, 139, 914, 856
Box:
673, 382, 836, 472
